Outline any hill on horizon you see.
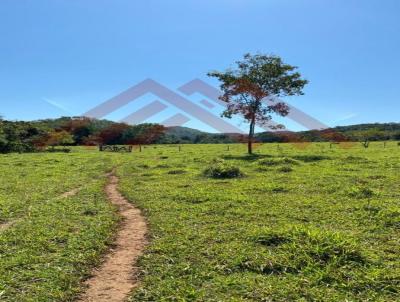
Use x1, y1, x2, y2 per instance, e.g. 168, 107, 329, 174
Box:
164, 122, 400, 143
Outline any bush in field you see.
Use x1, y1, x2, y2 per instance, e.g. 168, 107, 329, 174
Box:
278, 166, 293, 173
204, 159, 243, 179
349, 187, 376, 199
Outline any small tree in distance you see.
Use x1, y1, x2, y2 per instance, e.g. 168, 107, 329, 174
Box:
46, 131, 75, 149
208, 53, 308, 154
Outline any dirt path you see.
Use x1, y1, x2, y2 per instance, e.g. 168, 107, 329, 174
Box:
79, 171, 148, 302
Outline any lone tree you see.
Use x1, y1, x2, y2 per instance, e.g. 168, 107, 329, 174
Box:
208, 53, 308, 154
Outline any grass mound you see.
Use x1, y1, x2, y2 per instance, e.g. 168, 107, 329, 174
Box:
203, 159, 243, 179
277, 166, 293, 173
348, 186, 376, 199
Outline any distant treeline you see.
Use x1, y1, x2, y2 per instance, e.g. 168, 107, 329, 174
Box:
0, 117, 165, 153
256, 123, 400, 143
0, 116, 399, 153
159, 123, 400, 144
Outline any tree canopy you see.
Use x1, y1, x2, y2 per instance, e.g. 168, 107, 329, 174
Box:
209, 53, 308, 153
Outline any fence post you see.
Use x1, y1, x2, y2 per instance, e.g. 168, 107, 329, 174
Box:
362, 140, 369, 148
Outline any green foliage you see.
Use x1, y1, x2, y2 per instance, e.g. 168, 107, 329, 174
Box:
277, 165, 294, 173
209, 53, 308, 154
348, 186, 376, 199
46, 130, 75, 147
256, 123, 400, 143
0, 118, 166, 153
203, 159, 243, 178
0, 120, 46, 153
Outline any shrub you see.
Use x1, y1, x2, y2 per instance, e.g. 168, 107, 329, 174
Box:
277, 166, 293, 173
204, 159, 243, 179
349, 187, 376, 199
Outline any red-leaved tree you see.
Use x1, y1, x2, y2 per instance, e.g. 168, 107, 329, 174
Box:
208, 53, 308, 154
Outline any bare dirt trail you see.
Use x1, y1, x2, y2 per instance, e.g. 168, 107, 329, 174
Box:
78, 171, 148, 302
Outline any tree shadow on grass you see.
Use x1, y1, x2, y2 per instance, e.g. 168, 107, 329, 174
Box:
222, 154, 274, 162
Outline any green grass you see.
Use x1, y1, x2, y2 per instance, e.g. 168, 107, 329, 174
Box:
117, 143, 400, 301
0, 151, 124, 301
1, 143, 400, 301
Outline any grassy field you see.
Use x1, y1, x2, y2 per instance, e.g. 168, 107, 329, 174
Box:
1, 143, 399, 301
0, 151, 123, 301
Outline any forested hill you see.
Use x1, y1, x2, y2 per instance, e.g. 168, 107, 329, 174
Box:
164, 123, 400, 143
256, 123, 400, 143
1, 116, 399, 153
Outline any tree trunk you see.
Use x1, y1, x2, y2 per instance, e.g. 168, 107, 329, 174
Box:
248, 118, 256, 154
248, 137, 252, 154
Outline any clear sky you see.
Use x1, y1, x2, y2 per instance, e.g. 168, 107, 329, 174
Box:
0, 0, 399, 132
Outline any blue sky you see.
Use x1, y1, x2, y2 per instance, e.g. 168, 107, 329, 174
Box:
0, 0, 399, 132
